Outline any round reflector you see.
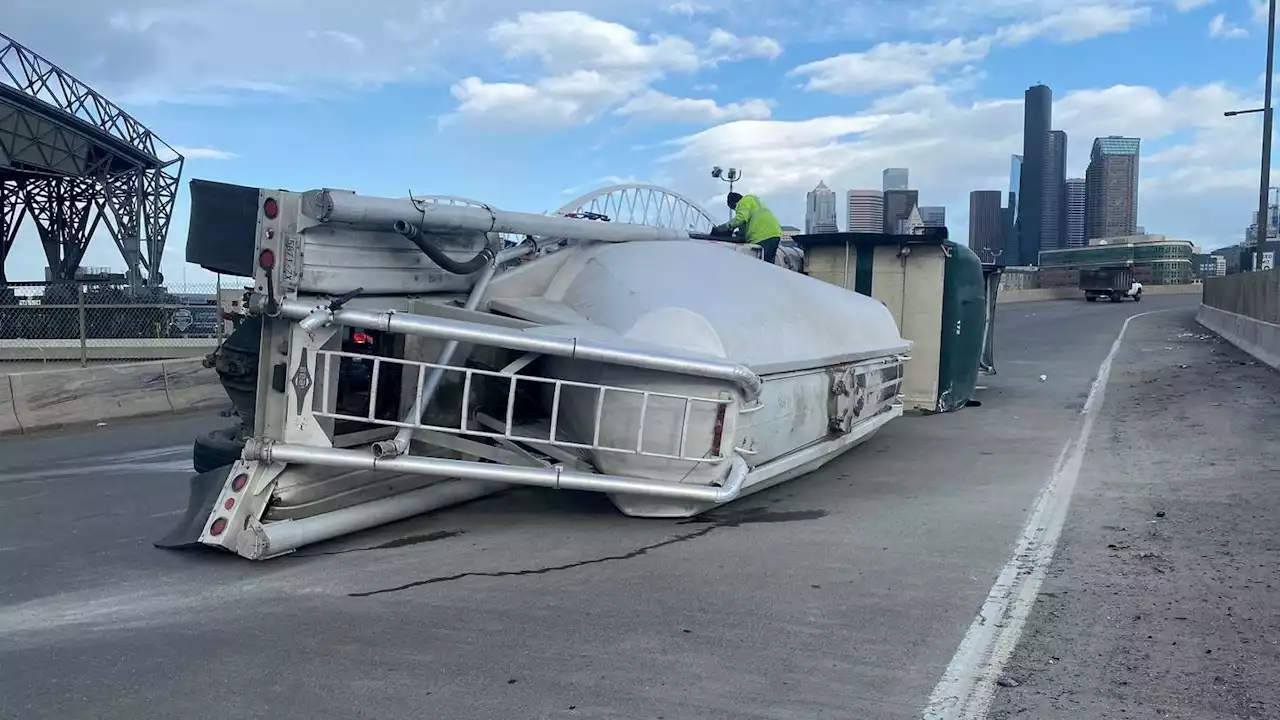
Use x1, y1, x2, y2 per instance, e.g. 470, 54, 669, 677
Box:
231, 473, 249, 492
224, 497, 236, 511
263, 197, 279, 219
258, 249, 275, 270
210, 517, 228, 536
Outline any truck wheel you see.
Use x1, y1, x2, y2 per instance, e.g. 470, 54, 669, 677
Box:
1086, 295, 1097, 302
1110, 293, 1122, 303
1132, 293, 1141, 302
193, 426, 246, 474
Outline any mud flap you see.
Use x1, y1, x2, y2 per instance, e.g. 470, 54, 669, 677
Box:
154, 467, 232, 549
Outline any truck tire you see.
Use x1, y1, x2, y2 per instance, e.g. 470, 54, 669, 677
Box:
1132, 293, 1141, 302
1085, 295, 1097, 302
193, 426, 246, 474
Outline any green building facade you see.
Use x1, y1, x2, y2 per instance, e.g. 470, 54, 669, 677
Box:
1039, 237, 1193, 285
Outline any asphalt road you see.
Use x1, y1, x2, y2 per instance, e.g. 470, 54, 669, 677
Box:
1, 294, 1256, 720
988, 309, 1280, 719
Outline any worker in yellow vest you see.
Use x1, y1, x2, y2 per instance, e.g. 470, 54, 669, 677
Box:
716, 192, 784, 264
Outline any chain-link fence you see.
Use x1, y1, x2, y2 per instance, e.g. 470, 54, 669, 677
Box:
0, 278, 246, 364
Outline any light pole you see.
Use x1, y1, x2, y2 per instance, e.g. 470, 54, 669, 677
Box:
1224, 0, 1276, 271
710, 166, 741, 194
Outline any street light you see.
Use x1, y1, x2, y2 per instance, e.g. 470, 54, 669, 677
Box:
710, 166, 742, 193
1224, 0, 1276, 271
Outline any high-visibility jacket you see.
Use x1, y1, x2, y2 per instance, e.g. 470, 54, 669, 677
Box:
727, 195, 783, 245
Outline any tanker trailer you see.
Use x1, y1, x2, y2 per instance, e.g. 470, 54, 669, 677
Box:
159, 181, 910, 560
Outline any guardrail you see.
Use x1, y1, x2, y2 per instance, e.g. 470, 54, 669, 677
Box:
1198, 270, 1280, 369
0, 280, 237, 363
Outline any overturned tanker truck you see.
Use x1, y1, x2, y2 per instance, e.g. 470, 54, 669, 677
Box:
159, 181, 910, 560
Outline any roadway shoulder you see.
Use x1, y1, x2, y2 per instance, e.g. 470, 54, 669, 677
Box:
990, 309, 1280, 718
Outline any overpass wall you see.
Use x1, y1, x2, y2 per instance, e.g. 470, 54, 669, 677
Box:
1199, 271, 1280, 371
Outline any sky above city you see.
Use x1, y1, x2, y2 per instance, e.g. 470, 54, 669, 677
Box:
3, 0, 1272, 284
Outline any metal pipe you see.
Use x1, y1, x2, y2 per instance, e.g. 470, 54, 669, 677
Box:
253, 441, 750, 504
245, 479, 508, 560
276, 298, 762, 400
301, 189, 692, 244
1260, 0, 1276, 271
372, 253, 504, 459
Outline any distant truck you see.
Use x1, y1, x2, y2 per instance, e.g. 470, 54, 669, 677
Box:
1080, 266, 1143, 303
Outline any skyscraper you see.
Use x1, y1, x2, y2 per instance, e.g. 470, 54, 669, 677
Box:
883, 189, 919, 234
1018, 84, 1052, 265
846, 190, 885, 232
1065, 178, 1086, 248
1085, 136, 1140, 241
1040, 129, 1067, 251
919, 206, 946, 228
883, 168, 909, 191
969, 190, 1004, 258
1006, 155, 1023, 261
895, 205, 924, 235
806, 181, 838, 234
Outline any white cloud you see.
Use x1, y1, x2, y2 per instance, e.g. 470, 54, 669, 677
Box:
705, 28, 783, 62
171, 146, 237, 160
488, 11, 701, 75
996, 4, 1153, 45
661, 82, 1263, 249
1209, 12, 1249, 37
1175, 0, 1214, 10
792, 5, 1155, 97
789, 38, 992, 95
449, 11, 780, 127
2, 0, 1169, 106
450, 71, 640, 127
1251, 0, 1269, 24
665, 1, 710, 15
616, 90, 773, 122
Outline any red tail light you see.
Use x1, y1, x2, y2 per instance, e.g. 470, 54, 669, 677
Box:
353, 331, 373, 345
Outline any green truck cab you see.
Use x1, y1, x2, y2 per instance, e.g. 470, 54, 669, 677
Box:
797, 228, 993, 413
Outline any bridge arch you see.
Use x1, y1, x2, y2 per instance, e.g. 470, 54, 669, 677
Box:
557, 184, 718, 233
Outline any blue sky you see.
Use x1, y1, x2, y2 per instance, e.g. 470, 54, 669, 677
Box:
3, 0, 1272, 285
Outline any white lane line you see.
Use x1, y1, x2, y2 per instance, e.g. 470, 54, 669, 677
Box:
923, 309, 1171, 719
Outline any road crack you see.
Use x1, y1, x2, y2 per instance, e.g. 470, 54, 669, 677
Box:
348, 524, 721, 597
346, 507, 827, 597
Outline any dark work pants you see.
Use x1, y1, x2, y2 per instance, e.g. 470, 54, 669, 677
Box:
756, 237, 781, 264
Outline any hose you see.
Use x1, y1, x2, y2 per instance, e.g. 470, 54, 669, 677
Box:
392, 220, 495, 275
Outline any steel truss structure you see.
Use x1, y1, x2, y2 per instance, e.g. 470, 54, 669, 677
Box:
0, 32, 182, 284
558, 184, 717, 233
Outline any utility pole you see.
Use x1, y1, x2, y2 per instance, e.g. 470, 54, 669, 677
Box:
1225, 0, 1276, 271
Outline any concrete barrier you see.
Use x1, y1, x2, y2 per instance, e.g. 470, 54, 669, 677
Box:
0, 338, 218, 362
0, 375, 19, 435
0, 357, 225, 435
1197, 304, 1280, 371
997, 283, 1202, 304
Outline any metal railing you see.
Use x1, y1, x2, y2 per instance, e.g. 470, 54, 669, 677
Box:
0, 279, 243, 365
311, 348, 733, 464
